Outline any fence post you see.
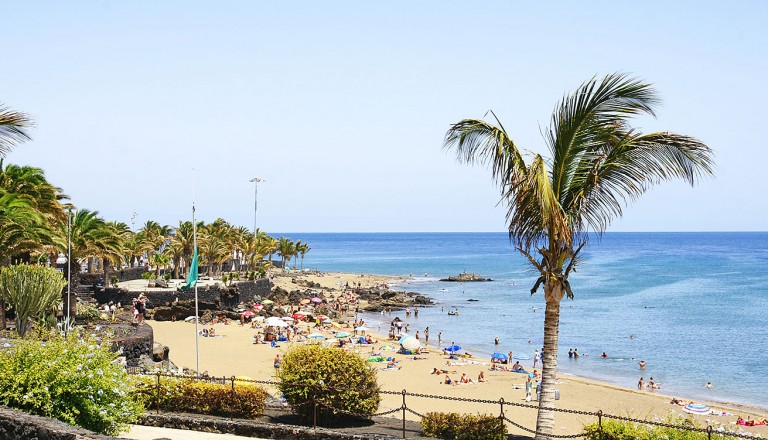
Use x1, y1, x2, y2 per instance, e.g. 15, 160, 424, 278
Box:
401, 389, 407, 439
597, 409, 603, 440
231, 375, 236, 391
707, 424, 713, 440
155, 371, 161, 414
498, 397, 505, 426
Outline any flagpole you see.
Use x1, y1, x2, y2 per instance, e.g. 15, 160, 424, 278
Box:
193, 169, 200, 377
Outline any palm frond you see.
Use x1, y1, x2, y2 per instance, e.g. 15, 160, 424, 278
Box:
572, 131, 714, 233
548, 73, 660, 202
0, 105, 34, 157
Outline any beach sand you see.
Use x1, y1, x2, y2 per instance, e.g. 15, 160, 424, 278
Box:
149, 318, 767, 437
121, 270, 767, 436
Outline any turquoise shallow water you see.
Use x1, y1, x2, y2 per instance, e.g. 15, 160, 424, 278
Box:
285, 232, 768, 409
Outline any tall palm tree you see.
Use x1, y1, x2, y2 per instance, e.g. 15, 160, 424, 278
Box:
444, 73, 714, 439
297, 241, 310, 270
64, 209, 123, 318
276, 237, 295, 271
104, 221, 132, 286
136, 220, 171, 277
199, 222, 228, 277
0, 104, 33, 158
169, 221, 195, 279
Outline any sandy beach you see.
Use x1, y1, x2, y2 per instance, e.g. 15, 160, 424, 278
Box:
145, 268, 768, 438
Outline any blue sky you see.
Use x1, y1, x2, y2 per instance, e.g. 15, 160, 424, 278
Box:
3, 1, 766, 232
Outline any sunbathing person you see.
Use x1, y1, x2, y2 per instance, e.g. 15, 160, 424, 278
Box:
511, 361, 525, 372
460, 373, 473, 384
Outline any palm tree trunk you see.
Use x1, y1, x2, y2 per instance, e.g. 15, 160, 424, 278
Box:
535, 287, 562, 439
87, 257, 94, 274
173, 257, 180, 279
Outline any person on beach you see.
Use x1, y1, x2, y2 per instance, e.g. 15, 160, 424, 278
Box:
444, 375, 454, 385
706, 381, 713, 389
274, 354, 281, 375
477, 371, 486, 382
638, 377, 644, 390
638, 360, 647, 369
438, 332, 442, 346
424, 327, 429, 344
568, 349, 574, 358
533, 349, 540, 368
415, 331, 420, 341
525, 375, 533, 401
460, 373, 473, 384
135, 293, 147, 325
508, 351, 513, 365
494, 336, 499, 345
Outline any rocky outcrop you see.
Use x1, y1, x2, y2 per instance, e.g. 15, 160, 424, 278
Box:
439, 272, 492, 282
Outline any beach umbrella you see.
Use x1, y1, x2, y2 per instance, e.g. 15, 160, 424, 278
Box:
381, 345, 395, 351
240, 310, 255, 317
397, 334, 411, 344
683, 403, 710, 415
335, 331, 350, 338
445, 345, 461, 353
400, 336, 421, 351
265, 317, 289, 327
184, 316, 197, 322
491, 352, 508, 361
292, 312, 306, 320
261, 299, 274, 305
253, 304, 264, 310
310, 297, 323, 303
299, 299, 311, 305
514, 353, 532, 360
315, 315, 329, 321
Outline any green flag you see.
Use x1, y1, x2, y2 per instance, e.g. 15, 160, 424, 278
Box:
181, 246, 198, 291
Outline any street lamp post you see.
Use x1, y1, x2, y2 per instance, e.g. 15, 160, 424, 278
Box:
66, 208, 74, 334
249, 178, 264, 233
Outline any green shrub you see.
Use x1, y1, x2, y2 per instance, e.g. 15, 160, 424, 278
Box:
132, 375, 269, 418
583, 416, 729, 440
163, 273, 171, 280
277, 344, 381, 426
0, 264, 67, 336
76, 302, 101, 321
422, 412, 506, 440
110, 275, 119, 285
0, 330, 144, 435
141, 271, 153, 280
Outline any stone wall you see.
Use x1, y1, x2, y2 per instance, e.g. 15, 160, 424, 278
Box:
93, 278, 272, 310
236, 278, 272, 302
0, 405, 114, 439
140, 412, 397, 440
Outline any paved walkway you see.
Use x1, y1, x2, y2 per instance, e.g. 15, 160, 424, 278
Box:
124, 425, 269, 440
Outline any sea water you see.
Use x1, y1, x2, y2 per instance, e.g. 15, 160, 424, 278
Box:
285, 232, 768, 409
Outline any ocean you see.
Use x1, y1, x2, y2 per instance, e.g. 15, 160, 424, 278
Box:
285, 232, 768, 409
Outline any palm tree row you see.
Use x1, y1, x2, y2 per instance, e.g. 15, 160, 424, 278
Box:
0, 102, 310, 287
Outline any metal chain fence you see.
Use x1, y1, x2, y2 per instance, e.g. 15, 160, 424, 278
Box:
129, 371, 765, 440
